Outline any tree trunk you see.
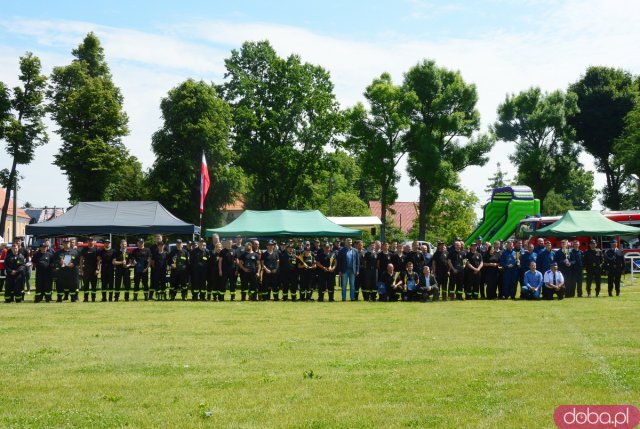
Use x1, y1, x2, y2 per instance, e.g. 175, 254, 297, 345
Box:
380, 184, 388, 242
602, 161, 622, 210
0, 157, 17, 240
418, 180, 427, 241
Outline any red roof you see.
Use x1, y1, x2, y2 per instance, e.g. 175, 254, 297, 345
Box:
0, 188, 30, 220
222, 198, 244, 211
369, 201, 418, 234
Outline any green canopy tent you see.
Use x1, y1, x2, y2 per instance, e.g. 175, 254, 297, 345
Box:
535, 210, 640, 237
205, 210, 362, 238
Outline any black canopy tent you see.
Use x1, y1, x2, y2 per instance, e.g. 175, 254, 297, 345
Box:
25, 201, 199, 236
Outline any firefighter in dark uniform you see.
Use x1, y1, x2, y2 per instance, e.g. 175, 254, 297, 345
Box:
33, 242, 53, 303
604, 241, 625, 296
567, 240, 583, 298
4, 242, 27, 303
238, 242, 260, 301
464, 242, 483, 300
354, 240, 365, 301
150, 240, 169, 300
583, 239, 603, 297
113, 239, 133, 302
169, 239, 190, 300
190, 238, 209, 301
296, 245, 316, 301
99, 239, 115, 301
208, 242, 222, 301
362, 243, 378, 301
408, 241, 426, 274
447, 241, 465, 300
555, 239, 572, 296
261, 240, 279, 301
316, 242, 336, 302
432, 241, 449, 301
279, 244, 299, 301
55, 239, 80, 302
233, 239, 247, 300
149, 234, 163, 298
131, 238, 151, 301
403, 261, 419, 301
80, 237, 100, 302
499, 240, 518, 300
218, 239, 236, 301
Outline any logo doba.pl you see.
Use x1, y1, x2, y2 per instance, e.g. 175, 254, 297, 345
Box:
554, 405, 640, 429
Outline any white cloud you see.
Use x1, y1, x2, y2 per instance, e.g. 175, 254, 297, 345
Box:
1, 1, 639, 213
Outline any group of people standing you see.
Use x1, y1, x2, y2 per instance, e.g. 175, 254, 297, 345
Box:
0, 234, 627, 303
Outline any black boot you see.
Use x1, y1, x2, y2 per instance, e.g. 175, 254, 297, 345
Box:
108, 292, 113, 302
124, 292, 130, 301
101, 292, 107, 302
241, 292, 247, 301
114, 292, 120, 302
83, 294, 89, 302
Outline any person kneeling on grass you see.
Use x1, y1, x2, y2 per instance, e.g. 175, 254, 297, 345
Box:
543, 262, 565, 300
379, 263, 403, 302
417, 266, 439, 302
403, 261, 419, 301
521, 261, 543, 300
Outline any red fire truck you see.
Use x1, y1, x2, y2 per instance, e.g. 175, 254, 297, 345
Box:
515, 210, 640, 253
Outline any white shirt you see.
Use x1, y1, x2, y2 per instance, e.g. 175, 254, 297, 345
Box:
543, 270, 564, 287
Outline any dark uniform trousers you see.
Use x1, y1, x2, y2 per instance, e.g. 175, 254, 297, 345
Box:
114, 267, 130, 301
435, 272, 449, 301
449, 270, 464, 300
281, 273, 299, 301
464, 269, 481, 299
170, 269, 189, 300
361, 268, 377, 301
191, 265, 207, 301
83, 270, 98, 301
101, 269, 114, 301
35, 269, 53, 302
56, 268, 78, 302
219, 271, 236, 300
240, 271, 258, 301
262, 272, 278, 301
566, 266, 583, 298
5, 271, 25, 303
607, 269, 622, 296
133, 270, 149, 301
152, 267, 168, 300
586, 268, 601, 297
318, 272, 336, 302
542, 285, 565, 300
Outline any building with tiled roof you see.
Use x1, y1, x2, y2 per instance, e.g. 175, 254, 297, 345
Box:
368, 201, 418, 235
0, 188, 31, 242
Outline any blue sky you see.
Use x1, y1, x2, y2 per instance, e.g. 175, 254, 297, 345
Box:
1, 0, 639, 214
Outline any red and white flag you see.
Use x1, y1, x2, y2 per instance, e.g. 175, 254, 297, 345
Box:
200, 152, 210, 214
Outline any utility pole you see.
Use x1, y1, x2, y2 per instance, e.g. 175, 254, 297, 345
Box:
12, 175, 17, 242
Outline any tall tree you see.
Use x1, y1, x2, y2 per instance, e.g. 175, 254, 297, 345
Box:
410, 187, 478, 244
568, 66, 639, 209
344, 72, 409, 241
147, 79, 245, 227
220, 40, 341, 210
403, 59, 493, 240
484, 162, 509, 194
0, 53, 48, 238
615, 102, 640, 179
493, 87, 580, 207
48, 32, 131, 203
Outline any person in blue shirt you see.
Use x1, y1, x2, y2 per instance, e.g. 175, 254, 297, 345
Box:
521, 242, 538, 274
521, 261, 543, 300
337, 238, 360, 301
567, 240, 584, 297
499, 240, 518, 299
536, 241, 555, 275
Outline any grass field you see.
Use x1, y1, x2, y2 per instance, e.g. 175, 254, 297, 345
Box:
1, 277, 639, 429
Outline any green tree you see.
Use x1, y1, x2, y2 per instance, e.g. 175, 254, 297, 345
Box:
318, 191, 371, 217
410, 188, 478, 244
493, 87, 580, 207
48, 32, 132, 203
484, 162, 510, 194
615, 102, 640, 178
103, 153, 147, 201
307, 150, 375, 214
561, 168, 597, 210
147, 79, 245, 227
344, 72, 409, 241
543, 190, 574, 216
568, 66, 639, 209
221, 40, 341, 210
0, 52, 48, 238
403, 59, 493, 240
